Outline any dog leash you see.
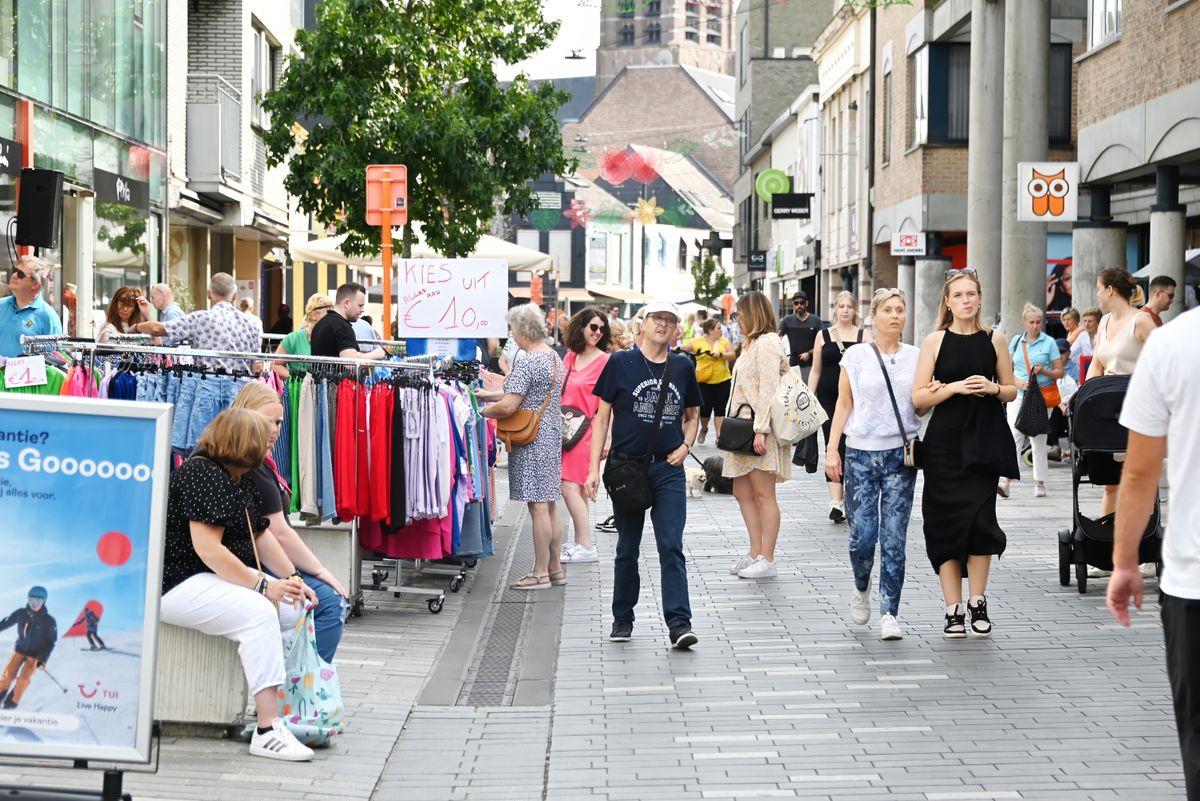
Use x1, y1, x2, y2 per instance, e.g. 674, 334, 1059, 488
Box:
689, 451, 707, 468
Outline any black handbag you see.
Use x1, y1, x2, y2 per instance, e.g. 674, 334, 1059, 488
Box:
602, 357, 671, 516
560, 362, 592, 452
1014, 343, 1050, 437
716, 368, 760, 455
872, 344, 922, 470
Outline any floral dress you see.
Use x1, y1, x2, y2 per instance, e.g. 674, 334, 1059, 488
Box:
721, 334, 792, 482
504, 350, 564, 502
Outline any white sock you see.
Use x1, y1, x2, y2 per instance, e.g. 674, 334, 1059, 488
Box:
969, 595, 985, 607
946, 603, 963, 614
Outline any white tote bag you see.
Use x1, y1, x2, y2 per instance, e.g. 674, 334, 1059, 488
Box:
770, 367, 827, 445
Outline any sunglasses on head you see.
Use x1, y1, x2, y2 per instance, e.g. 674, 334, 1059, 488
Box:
117, 295, 139, 306
587, 323, 607, 334
944, 266, 978, 279
873, 287, 905, 298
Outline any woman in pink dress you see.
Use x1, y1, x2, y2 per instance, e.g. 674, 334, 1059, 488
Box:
560, 306, 612, 564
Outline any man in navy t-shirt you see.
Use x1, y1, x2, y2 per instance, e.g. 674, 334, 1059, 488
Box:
586, 300, 702, 649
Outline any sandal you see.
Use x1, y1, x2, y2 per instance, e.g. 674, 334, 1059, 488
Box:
509, 572, 550, 591
549, 569, 567, 587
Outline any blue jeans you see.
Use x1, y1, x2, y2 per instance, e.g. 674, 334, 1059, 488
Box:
612, 461, 691, 630
844, 447, 916, 617
267, 570, 347, 663
171, 374, 199, 449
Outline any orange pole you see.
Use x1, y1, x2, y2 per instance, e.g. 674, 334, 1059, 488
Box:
15, 100, 33, 257
380, 169, 393, 336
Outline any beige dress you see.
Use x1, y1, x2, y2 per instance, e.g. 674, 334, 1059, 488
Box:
721, 334, 792, 482
1093, 312, 1144, 376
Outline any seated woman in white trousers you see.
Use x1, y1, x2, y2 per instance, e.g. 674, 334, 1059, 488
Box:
160, 408, 318, 762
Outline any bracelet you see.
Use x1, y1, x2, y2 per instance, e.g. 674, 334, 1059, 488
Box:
254, 576, 269, 595
683, 442, 692, 451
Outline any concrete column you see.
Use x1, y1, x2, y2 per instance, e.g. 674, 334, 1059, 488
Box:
1000, 0, 1050, 338
898, 256, 916, 344
1150, 165, 1186, 322
968, 0, 1005, 326
1072, 186, 1125, 313
913, 257, 951, 344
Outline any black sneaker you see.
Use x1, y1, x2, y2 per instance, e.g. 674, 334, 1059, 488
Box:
596, 516, 618, 533
2, 694, 16, 710
669, 626, 698, 650
968, 597, 993, 638
609, 620, 633, 642
943, 604, 966, 639
828, 502, 846, 524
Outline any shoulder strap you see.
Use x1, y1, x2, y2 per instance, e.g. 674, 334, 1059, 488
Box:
871, 344, 910, 443
533, 353, 558, 418
645, 355, 673, 457
856, 328, 864, 343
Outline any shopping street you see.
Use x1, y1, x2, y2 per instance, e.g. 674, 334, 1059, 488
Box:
0, 441, 1182, 801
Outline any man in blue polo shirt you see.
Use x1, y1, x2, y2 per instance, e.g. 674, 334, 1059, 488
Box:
0, 256, 62, 358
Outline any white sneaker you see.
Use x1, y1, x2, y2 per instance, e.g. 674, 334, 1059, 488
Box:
729, 555, 755, 575
997, 479, 1010, 498
1088, 567, 1113, 578
1034, 482, 1046, 498
559, 542, 578, 559
850, 580, 871, 626
880, 614, 903, 641
563, 544, 599, 564
737, 556, 777, 579
1140, 562, 1158, 578
249, 719, 314, 762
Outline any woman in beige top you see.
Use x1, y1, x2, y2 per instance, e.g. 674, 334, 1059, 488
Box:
723, 292, 791, 580
1087, 267, 1157, 520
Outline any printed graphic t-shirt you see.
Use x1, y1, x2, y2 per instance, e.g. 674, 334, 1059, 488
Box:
593, 350, 701, 459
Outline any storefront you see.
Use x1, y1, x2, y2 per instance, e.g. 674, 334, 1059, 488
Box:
0, 1, 167, 339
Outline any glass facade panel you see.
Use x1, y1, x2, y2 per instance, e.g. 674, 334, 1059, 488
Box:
33, 109, 93, 184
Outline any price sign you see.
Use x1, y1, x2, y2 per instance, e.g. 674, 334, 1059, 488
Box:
4, 356, 48, 388
395, 259, 508, 337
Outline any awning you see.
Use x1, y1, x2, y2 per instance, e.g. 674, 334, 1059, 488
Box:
1133, 249, 1200, 279
587, 286, 649, 303
509, 287, 532, 298
288, 224, 552, 273
558, 287, 594, 302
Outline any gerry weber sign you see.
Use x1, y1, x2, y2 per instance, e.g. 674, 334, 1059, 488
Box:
94, 169, 149, 212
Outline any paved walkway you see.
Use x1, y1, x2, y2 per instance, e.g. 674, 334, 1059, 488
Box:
0, 447, 1185, 800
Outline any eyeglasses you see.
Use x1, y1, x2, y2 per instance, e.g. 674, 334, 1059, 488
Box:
646, 314, 677, 328
587, 323, 607, 334
10, 267, 27, 280
944, 267, 978, 279
117, 296, 139, 307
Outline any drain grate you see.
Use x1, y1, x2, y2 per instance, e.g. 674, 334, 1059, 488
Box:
460, 512, 536, 706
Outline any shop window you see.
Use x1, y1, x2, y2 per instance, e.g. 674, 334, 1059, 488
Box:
252, 24, 280, 129
1087, 0, 1121, 48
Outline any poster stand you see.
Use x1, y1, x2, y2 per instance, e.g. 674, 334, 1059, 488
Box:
0, 720, 162, 799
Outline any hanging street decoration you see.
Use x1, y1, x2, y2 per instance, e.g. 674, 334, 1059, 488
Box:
562, 199, 595, 230
633, 196, 665, 225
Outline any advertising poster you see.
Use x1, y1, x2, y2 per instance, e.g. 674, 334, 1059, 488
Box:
0, 395, 169, 764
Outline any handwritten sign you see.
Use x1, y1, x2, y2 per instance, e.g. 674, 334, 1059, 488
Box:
395, 259, 508, 338
4, 356, 48, 388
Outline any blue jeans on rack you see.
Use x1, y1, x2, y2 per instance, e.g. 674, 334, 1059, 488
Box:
844, 446, 916, 617
171, 374, 199, 450
612, 461, 691, 630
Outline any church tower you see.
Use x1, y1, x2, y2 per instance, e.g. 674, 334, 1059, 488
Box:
596, 0, 735, 93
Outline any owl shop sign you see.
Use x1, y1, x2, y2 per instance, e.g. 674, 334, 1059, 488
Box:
1017, 162, 1079, 222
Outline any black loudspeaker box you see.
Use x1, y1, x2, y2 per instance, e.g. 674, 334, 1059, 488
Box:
15, 167, 64, 249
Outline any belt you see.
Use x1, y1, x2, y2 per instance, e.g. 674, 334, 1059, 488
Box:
612, 451, 667, 463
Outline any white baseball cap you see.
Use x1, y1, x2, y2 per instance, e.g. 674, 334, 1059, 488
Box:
641, 300, 681, 321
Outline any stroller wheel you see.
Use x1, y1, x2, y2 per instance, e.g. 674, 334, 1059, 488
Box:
1076, 561, 1088, 595
1058, 536, 1072, 587
1022, 446, 1034, 468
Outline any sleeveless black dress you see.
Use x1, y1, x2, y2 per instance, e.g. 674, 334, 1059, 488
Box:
922, 330, 1019, 573
816, 328, 862, 484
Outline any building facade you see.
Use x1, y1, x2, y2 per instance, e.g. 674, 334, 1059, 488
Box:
596, 0, 734, 94
0, 0, 168, 338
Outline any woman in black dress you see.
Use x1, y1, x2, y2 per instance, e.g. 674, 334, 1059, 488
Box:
912, 269, 1018, 639
807, 291, 867, 523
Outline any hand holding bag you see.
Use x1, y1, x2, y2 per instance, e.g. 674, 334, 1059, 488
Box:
497, 356, 559, 448
1015, 342, 1051, 437
715, 361, 760, 455
602, 357, 671, 516
871, 344, 922, 470
560, 360, 593, 452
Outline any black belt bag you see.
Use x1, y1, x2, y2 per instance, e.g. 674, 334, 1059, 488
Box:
602, 358, 672, 517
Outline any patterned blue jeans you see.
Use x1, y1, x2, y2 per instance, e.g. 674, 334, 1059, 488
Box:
844, 446, 917, 617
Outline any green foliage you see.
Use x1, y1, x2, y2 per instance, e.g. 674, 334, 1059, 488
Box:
261, 0, 576, 259
96, 201, 147, 258
691, 254, 730, 310
168, 274, 195, 313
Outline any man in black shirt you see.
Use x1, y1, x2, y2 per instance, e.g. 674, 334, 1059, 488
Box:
310, 283, 388, 360
779, 290, 824, 372
268, 304, 293, 335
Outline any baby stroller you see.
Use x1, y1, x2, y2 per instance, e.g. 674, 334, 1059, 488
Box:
1057, 374, 1163, 594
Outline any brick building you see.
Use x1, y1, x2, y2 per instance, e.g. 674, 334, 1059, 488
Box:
596, 0, 735, 94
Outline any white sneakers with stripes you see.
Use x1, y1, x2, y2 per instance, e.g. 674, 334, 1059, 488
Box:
249, 719, 314, 761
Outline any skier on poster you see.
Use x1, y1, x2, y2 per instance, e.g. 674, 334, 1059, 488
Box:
0, 586, 59, 710
72, 606, 107, 652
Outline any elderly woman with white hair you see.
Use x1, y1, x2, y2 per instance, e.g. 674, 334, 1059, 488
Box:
480, 304, 566, 590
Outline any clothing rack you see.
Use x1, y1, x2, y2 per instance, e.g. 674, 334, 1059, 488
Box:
18, 334, 490, 613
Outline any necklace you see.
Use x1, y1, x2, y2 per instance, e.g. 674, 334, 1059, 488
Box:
876, 342, 902, 365
640, 351, 666, 381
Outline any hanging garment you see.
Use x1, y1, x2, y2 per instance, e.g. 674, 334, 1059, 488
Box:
298, 375, 318, 517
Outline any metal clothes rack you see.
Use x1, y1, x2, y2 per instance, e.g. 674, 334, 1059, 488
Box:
19, 334, 475, 613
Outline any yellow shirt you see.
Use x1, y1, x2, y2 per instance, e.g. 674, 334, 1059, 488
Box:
692, 336, 733, 384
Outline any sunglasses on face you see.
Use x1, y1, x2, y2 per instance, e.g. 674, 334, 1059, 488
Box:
27, 597, 43, 605
945, 266, 978, 279
587, 323, 607, 334
10, 267, 27, 280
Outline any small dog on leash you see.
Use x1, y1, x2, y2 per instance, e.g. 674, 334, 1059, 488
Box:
702, 456, 734, 495
685, 467, 706, 497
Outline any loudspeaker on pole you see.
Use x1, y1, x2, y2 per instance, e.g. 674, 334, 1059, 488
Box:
15, 167, 64, 249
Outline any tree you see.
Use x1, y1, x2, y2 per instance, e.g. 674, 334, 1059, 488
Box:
691, 253, 730, 309
261, 0, 575, 260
